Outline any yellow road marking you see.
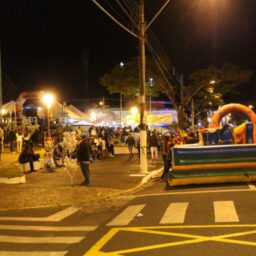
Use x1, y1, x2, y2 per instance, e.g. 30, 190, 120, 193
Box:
85, 228, 119, 256
124, 227, 204, 239
84, 224, 256, 255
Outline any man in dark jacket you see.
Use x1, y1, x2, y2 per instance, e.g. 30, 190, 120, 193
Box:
8, 127, 16, 153
18, 144, 39, 172
76, 134, 90, 185
149, 132, 159, 161
125, 133, 135, 159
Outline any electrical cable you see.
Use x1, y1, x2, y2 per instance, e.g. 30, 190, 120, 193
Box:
91, 0, 141, 39
115, 0, 139, 33
103, 0, 131, 28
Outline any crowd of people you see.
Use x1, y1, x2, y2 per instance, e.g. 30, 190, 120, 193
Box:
0, 123, 200, 185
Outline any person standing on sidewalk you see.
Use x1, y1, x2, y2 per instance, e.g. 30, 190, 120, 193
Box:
76, 134, 91, 185
16, 130, 23, 153
107, 134, 115, 157
126, 133, 135, 159
0, 126, 4, 160
149, 132, 159, 161
8, 127, 16, 153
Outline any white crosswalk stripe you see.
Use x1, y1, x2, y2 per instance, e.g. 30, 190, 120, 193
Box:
106, 200, 242, 226
0, 235, 85, 244
107, 204, 145, 226
214, 201, 239, 223
0, 206, 94, 256
160, 202, 189, 224
0, 225, 97, 231
0, 206, 81, 222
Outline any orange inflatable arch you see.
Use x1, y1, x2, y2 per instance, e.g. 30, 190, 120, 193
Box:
210, 103, 256, 143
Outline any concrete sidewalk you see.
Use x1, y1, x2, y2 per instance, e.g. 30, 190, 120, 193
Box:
0, 154, 163, 210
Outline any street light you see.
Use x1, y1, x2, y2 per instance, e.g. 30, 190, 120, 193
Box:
119, 61, 125, 127
42, 93, 55, 137
130, 106, 138, 115
249, 105, 253, 109
119, 61, 125, 68
1, 108, 6, 116
148, 77, 154, 116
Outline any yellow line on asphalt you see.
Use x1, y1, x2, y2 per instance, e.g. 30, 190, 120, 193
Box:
214, 229, 256, 240
109, 237, 207, 255
124, 227, 204, 239
85, 228, 120, 256
84, 225, 256, 255
140, 224, 256, 229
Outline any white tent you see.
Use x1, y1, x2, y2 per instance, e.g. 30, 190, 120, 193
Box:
1, 100, 16, 114
38, 101, 92, 124
66, 105, 91, 120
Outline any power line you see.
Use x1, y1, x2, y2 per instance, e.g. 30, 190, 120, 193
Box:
103, 0, 131, 29
115, 0, 136, 25
91, 0, 141, 39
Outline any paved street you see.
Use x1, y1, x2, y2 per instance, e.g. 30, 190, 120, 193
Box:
0, 180, 256, 255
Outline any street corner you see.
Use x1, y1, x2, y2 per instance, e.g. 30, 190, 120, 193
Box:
84, 224, 256, 256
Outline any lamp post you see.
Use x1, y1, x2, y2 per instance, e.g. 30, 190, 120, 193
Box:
119, 61, 125, 127
42, 93, 55, 138
148, 77, 154, 116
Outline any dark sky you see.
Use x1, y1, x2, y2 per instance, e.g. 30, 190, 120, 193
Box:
0, 0, 256, 104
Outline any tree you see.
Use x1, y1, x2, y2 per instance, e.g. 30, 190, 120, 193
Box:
186, 64, 253, 123
100, 57, 252, 129
100, 56, 166, 97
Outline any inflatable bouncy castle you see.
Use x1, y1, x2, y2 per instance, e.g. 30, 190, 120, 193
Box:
168, 103, 256, 186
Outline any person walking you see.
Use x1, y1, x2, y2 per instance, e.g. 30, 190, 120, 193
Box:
76, 134, 91, 185
23, 129, 31, 147
16, 130, 23, 153
149, 132, 159, 161
161, 135, 174, 181
0, 126, 4, 161
8, 127, 16, 153
126, 133, 135, 159
107, 134, 115, 157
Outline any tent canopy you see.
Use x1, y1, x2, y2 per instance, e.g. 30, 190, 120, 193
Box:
1, 101, 16, 114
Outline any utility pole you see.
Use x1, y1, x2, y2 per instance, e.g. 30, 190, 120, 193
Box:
0, 40, 3, 105
139, 0, 147, 173
92, 0, 170, 173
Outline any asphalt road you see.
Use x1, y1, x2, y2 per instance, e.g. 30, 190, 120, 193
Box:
1, 181, 256, 255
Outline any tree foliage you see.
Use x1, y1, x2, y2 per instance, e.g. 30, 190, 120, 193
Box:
100, 56, 252, 128
186, 64, 253, 119
100, 56, 167, 97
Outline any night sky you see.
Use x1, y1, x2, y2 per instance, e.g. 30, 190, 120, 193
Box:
0, 0, 256, 104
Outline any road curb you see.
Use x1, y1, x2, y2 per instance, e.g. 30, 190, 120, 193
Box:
141, 168, 163, 184
104, 167, 163, 199
0, 175, 26, 184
